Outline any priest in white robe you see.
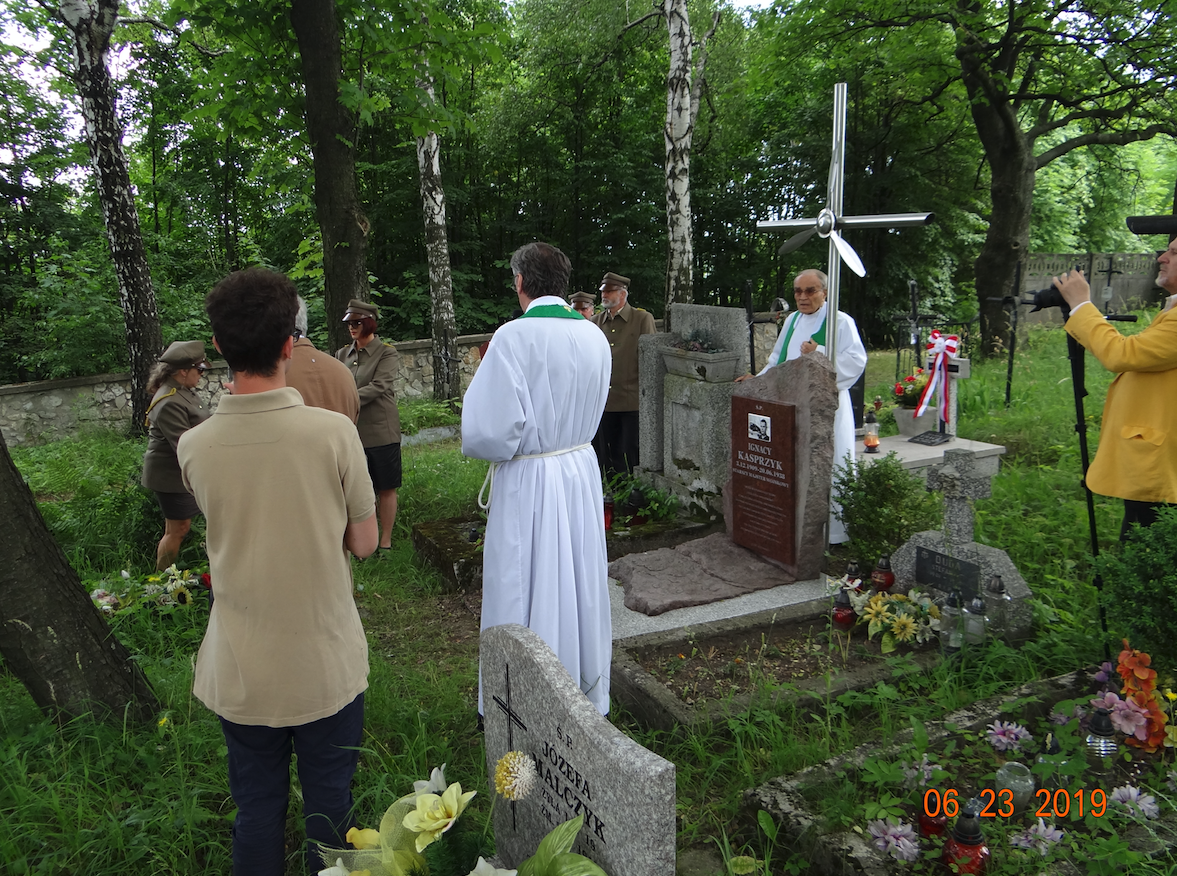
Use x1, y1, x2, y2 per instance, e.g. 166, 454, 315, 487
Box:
462, 242, 613, 715
738, 268, 868, 543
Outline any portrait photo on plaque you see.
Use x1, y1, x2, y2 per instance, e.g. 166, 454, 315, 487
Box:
747, 414, 772, 442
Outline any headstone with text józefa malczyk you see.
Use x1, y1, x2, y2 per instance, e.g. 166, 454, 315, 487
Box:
481, 624, 676, 876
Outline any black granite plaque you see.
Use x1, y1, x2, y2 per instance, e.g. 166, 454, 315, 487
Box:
915, 547, 981, 598
729, 396, 795, 566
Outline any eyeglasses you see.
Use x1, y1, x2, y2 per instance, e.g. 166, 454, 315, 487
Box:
346, 320, 365, 328
292, 329, 303, 340
793, 286, 823, 296
195, 363, 210, 374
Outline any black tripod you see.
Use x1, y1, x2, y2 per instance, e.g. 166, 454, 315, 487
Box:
1025, 287, 1136, 661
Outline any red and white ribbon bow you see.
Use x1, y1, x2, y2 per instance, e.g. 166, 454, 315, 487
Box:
914, 330, 959, 421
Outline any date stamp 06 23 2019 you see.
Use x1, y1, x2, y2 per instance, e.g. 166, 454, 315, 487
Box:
924, 787, 1110, 819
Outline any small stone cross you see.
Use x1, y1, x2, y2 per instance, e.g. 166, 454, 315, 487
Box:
925, 449, 991, 548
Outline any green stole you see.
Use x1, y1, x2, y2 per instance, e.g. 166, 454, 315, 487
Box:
519, 303, 584, 320
775, 310, 828, 366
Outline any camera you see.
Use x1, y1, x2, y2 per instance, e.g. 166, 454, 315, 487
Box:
1022, 285, 1068, 313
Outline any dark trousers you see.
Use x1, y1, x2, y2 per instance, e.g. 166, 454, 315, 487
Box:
219, 692, 364, 876
595, 410, 640, 478
1121, 500, 1171, 542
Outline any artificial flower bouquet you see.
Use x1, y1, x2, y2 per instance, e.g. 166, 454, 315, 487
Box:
319, 757, 608, 876
829, 574, 941, 653
89, 564, 207, 614
893, 366, 929, 409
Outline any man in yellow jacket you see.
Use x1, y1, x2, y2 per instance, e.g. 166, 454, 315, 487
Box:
1055, 238, 1177, 538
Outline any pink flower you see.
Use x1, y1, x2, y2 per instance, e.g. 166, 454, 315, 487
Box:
1010, 818, 1065, 856
986, 720, 1032, 753
867, 818, 919, 862
1090, 691, 1122, 712
1111, 785, 1160, 819
1111, 698, 1150, 740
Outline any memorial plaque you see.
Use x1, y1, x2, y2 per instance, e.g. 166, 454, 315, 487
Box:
729, 396, 795, 565
915, 547, 981, 599
482, 625, 676, 876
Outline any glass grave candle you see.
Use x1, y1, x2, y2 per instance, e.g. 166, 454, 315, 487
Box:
941, 799, 990, 874
994, 761, 1035, 815
870, 555, 895, 593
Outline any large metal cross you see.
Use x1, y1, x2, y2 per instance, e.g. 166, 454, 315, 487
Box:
757, 83, 934, 366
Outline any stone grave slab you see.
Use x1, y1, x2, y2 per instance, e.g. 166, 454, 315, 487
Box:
482, 624, 675, 876
891, 448, 1033, 639
609, 532, 795, 616
729, 396, 795, 566
724, 353, 836, 581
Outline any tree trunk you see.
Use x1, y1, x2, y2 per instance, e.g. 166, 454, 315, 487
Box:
290, 0, 370, 353
0, 432, 158, 723
416, 70, 460, 401
663, 0, 695, 331
61, 0, 162, 435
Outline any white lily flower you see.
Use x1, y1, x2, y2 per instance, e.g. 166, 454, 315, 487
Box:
318, 858, 350, 876
468, 856, 517, 876
414, 763, 448, 796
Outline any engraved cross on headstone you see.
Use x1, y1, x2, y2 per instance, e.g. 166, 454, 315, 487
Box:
492, 663, 529, 830
925, 449, 991, 549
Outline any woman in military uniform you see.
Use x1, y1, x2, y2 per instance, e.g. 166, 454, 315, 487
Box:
142, 340, 211, 570
336, 299, 401, 552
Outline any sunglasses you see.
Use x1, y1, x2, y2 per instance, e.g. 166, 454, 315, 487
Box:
195, 363, 210, 373
346, 320, 366, 328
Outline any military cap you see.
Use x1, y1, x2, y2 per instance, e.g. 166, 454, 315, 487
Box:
599, 272, 631, 291
159, 340, 208, 369
569, 290, 596, 305
341, 298, 379, 321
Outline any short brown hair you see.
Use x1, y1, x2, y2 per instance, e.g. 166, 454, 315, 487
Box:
205, 268, 298, 376
510, 242, 572, 301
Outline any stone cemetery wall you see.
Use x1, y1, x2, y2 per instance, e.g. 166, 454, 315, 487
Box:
2, 316, 780, 448
482, 624, 676, 876
1022, 252, 1161, 326
0, 333, 492, 446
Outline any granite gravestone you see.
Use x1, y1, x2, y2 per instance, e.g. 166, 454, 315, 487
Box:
723, 352, 837, 581
891, 448, 1033, 639
482, 624, 676, 876
729, 396, 796, 566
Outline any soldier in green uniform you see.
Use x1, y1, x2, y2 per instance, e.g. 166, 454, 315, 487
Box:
142, 340, 211, 570
569, 289, 596, 319
336, 299, 402, 552
591, 272, 656, 476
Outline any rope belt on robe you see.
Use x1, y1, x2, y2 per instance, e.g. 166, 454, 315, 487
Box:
914, 329, 959, 422
477, 443, 594, 511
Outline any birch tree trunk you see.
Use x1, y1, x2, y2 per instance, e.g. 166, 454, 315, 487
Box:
60, 0, 161, 435
290, 0, 370, 353
0, 431, 158, 723
416, 71, 460, 402
662, 0, 717, 332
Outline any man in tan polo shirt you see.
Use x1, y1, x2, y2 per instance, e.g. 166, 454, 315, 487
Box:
179, 268, 377, 875
592, 271, 656, 477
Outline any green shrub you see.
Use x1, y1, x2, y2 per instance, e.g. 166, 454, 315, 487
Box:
1096, 506, 1177, 670
833, 452, 941, 568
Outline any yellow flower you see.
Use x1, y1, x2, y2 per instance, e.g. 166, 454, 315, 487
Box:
172, 585, 192, 606
147, 576, 161, 582
157, 716, 169, 728
402, 782, 476, 852
346, 827, 381, 850
863, 602, 893, 625
1165, 689, 1177, 702
927, 604, 941, 620
494, 751, 538, 801
890, 614, 917, 642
